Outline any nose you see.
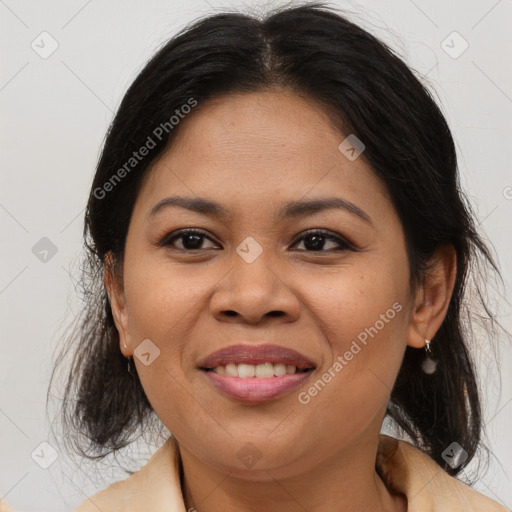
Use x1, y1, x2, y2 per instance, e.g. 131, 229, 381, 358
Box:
209, 250, 301, 325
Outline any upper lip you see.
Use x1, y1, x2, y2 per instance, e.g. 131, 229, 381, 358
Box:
199, 344, 316, 370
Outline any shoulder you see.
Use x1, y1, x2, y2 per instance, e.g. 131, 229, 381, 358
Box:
377, 435, 511, 512
74, 436, 185, 512
74, 476, 137, 512
0, 501, 17, 512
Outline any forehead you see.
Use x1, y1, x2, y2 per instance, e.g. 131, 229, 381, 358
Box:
166, 89, 344, 171
135, 89, 391, 222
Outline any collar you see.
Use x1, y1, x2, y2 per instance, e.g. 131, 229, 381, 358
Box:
76, 434, 510, 511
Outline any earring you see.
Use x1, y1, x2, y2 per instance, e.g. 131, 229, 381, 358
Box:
421, 338, 437, 374
121, 339, 134, 375
127, 356, 135, 376
123, 339, 135, 375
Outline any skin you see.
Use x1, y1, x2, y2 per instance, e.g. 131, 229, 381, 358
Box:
106, 89, 456, 512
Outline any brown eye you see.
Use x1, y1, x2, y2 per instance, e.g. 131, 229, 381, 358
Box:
291, 230, 353, 252
160, 229, 219, 251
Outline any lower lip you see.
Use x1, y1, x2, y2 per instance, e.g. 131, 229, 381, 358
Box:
202, 370, 313, 403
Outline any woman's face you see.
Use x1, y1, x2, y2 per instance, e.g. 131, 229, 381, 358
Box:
112, 89, 423, 478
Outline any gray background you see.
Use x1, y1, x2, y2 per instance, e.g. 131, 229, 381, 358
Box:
1, 0, 511, 510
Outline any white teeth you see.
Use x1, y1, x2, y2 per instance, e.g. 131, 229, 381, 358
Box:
238, 363, 255, 378
225, 363, 238, 377
255, 362, 274, 378
212, 362, 304, 377
274, 363, 286, 376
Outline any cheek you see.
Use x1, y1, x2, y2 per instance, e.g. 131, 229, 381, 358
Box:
124, 254, 207, 341
274, 259, 411, 467
301, 256, 410, 406
308, 250, 408, 328
121, 255, 220, 408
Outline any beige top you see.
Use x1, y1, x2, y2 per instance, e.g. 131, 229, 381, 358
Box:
74, 435, 510, 511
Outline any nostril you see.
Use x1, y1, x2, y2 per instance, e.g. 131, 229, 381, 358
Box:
225, 310, 237, 316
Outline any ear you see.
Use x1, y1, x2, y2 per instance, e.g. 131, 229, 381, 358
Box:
407, 244, 457, 349
104, 252, 133, 357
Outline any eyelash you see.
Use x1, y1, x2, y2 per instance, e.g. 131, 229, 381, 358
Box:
160, 228, 355, 253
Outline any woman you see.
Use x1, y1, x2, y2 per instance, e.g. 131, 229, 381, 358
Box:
52, 3, 510, 511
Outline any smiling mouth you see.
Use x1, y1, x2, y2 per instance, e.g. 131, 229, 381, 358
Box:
198, 344, 316, 402
203, 362, 311, 378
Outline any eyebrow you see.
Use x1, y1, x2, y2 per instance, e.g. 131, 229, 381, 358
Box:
148, 195, 373, 225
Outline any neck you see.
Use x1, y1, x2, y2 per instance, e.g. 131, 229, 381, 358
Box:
179, 433, 407, 512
